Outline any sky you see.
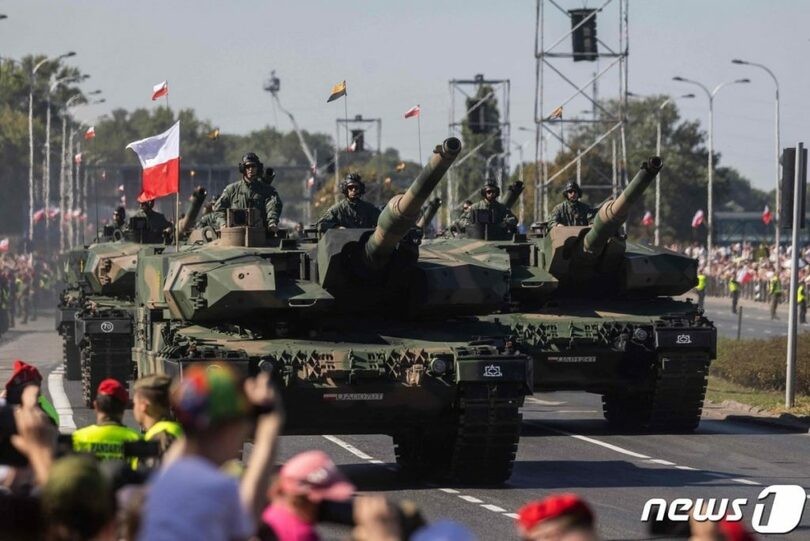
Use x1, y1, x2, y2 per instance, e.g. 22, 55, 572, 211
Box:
2, 0, 808, 192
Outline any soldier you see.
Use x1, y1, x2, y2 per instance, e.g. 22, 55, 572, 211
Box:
548, 181, 597, 227
769, 274, 782, 320
799, 280, 807, 324
695, 269, 707, 309
72, 379, 142, 463
132, 374, 183, 462
214, 152, 283, 232
135, 199, 173, 236
316, 173, 381, 232
728, 273, 740, 315
112, 206, 127, 230
458, 181, 517, 232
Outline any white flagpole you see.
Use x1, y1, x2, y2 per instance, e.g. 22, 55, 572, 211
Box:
417, 105, 423, 166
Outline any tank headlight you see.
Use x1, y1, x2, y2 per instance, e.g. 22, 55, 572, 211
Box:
430, 357, 449, 376
633, 328, 648, 342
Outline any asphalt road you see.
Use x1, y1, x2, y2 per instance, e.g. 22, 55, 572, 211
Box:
2, 313, 809, 540
693, 294, 799, 339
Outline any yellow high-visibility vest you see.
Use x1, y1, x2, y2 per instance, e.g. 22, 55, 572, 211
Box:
73, 423, 141, 461
144, 419, 183, 442
696, 274, 707, 291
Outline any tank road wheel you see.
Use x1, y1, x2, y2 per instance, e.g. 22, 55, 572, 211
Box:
63, 332, 82, 381
602, 351, 710, 433
448, 382, 523, 485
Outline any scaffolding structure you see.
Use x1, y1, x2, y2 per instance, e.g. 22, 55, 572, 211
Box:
334, 114, 383, 204
446, 74, 511, 226
534, 0, 629, 222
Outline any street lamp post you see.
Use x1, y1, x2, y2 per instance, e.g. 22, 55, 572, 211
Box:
732, 59, 781, 251
655, 94, 695, 245
27, 51, 75, 247
673, 76, 750, 273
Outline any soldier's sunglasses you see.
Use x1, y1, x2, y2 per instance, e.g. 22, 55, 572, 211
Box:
566, 189, 577, 194
346, 185, 360, 191
484, 189, 497, 194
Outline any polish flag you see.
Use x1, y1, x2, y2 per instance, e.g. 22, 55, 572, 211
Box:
33, 208, 46, 223
152, 80, 168, 101
126, 121, 180, 202
117, 184, 125, 192
347, 140, 357, 152
641, 211, 654, 226
0, 238, 8, 253
74, 152, 82, 165
72, 209, 82, 219
691, 209, 704, 228
762, 205, 772, 225
84, 126, 96, 140
48, 208, 60, 219
120, 195, 127, 204
404, 105, 420, 119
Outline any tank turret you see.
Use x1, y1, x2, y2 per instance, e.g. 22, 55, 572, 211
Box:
364, 138, 461, 269
416, 197, 442, 231
501, 181, 524, 210
178, 186, 208, 234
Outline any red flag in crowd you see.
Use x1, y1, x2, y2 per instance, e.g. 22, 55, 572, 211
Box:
641, 211, 654, 226
404, 105, 420, 119
33, 208, 46, 223
126, 121, 180, 202
0, 238, 8, 253
47, 208, 60, 219
762, 205, 772, 225
84, 126, 96, 140
691, 209, 704, 228
152, 80, 168, 101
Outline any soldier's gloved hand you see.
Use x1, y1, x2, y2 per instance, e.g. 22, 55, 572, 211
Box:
267, 224, 278, 234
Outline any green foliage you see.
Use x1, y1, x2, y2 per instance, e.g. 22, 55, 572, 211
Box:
546, 96, 771, 242
712, 336, 810, 394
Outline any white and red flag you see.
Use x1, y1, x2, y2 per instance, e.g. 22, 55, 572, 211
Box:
74, 152, 82, 165
117, 184, 125, 192
762, 205, 772, 225
0, 238, 8, 253
151, 80, 168, 101
347, 140, 357, 152
691, 209, 704, 228
84, 126, 96, 140
641, 211, 654, 226
47, 208, 60, 219
126, 121, 180, 202
404, 105, 420, 119
33, 208, 46, 223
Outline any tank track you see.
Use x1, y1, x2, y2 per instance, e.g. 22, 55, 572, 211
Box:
394, 382, 523, 485
80, 333, 134, 407
61, 331, 82, 381
602, 350, 710, 433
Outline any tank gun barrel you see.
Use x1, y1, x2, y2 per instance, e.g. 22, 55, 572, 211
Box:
583, 157, 663, 254
178, 186, 208, 234
364, 138, 462, 268
416, 198, 443, 230
501, 181, 525, 210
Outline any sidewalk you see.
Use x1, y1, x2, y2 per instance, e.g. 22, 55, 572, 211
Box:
699, 294, 793, 318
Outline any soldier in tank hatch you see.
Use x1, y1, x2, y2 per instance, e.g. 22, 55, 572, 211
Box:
316, 173, 381, 231
548, 180, 597, 227
214, 152, 283, 232
457, 180, 517, 232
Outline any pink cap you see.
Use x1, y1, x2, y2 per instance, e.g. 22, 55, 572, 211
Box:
279, 451, 355, 502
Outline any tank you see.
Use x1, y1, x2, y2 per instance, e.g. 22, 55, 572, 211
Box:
70, 187, 207, 405
55, 247, 91, 380
500, 180, 524, 210
427, 157, 716, 432
133, 138, 533, 484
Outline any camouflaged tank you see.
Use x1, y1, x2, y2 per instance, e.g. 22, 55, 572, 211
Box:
55, 247, 92, 381
71, 187, 207, 406
132, 138, 533, 484
429, 157, 716, 432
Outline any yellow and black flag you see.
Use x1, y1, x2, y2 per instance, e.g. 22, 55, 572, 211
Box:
327, 80, 347, 103
395, 162, 406, 172
207, 128, 220, 141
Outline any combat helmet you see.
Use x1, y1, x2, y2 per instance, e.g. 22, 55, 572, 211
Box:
480, 180, 500, 198
562, 180, 582, 198
239, 152, 264, 177
340, 173, 365, 196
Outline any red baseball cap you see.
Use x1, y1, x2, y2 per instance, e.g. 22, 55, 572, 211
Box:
5, 359, 43, 392
279, 451, 355, 503
517, 494, 594, 533
97, 378, 129, 404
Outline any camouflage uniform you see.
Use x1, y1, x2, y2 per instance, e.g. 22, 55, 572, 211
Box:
547, 200, 597, 227
214, 179, 283, 229
134, 208, 173, 235
458, 200, 517, 231
316, 198, 381, 231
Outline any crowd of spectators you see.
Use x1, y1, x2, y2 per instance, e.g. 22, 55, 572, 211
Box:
0, 358, 759, 540
0, 251, 58, 334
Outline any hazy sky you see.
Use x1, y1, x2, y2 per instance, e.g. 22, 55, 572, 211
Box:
3, 0, 808, 192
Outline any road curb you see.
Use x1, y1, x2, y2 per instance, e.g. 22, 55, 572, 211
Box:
706, 399, 810, 433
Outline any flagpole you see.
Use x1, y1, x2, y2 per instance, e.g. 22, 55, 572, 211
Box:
165, 81, 170, 111
343, 96, 349, 152
175, 191, 180, 251
417, 105, 423, 166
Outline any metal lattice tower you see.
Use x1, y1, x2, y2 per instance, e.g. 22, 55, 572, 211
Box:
534, 0, 629, 222
334, 114, 383, 204
447, 74, 511, 226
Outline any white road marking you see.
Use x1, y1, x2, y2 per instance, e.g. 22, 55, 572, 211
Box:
504, 513, 519, 519
731, 478, 761, 486
481, 504, 507, 513
322, 435, 373, 460
459, 495, 483, 503
439, 488, 460, 494
647, 459, 676, 466
555, 410, 600, 414
47, 367, 76, 432
676, 465, 698, 471
543, 426, 651, 459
